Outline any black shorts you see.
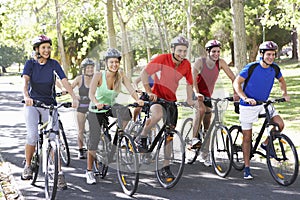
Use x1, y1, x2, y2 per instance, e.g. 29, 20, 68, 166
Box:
152, 101, 178, 128
192, 92, 212, 108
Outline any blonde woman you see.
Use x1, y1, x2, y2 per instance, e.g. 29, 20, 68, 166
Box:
85, 48, 143, 184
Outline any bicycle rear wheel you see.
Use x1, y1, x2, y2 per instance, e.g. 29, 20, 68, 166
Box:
156, 130, 185, 189
180, 118, 198, 164
267, 133, 299, 186
45, 140, 59, 200
94, 132, 110, 179
116, 133, 139, 196
58, 120, 70, 166
229, 125, 245, 170
211, 125, 232, 177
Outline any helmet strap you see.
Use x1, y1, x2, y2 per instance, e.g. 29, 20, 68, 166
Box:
172, 53, 180, 62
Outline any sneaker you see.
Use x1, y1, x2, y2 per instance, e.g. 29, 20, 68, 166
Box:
198, 152, 207, 163
21, 165, 33, 180
260, 143, 275, 158
86, 170, 96, 185
203, 154, 212, 167
190, 138, 202, 149
57, 173, 68, 190
161, 166, 175, 182
78, 148, 86, 159
135, 137, 148, 153
243, 167, 253, 180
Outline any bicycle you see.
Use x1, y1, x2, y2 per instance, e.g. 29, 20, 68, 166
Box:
181, 97, 233, 177
22, 99, 72, 200
229, 98, 299, 186
130, 98, 185, 189
91, 104, 139, 196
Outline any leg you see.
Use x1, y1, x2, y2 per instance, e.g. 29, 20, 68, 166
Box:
242, 129, 252, 168
192, 99, 205, 138
141, 104, 163, 137
133, 107, 142, 122
77, 112, 86, 150
262, 115, 284, 145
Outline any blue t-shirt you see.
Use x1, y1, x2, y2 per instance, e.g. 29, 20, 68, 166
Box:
239, 61, 282, 106
22, 59, 67, 105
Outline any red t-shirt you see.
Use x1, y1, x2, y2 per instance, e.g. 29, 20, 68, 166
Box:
196, 58, 220, 97
145, 54, 193, 101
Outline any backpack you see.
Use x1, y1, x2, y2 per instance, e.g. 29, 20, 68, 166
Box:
243, 62, 280, 91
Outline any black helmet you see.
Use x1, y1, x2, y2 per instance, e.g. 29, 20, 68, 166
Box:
205, 40, 221, 51
81, 58, 95, 68
105, 48, 122, 60
259, 41, 278, 53
171, 36, 189, 48
32, 35, 52, 50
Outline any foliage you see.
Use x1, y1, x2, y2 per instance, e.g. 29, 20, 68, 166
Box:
0, 45, 26, 72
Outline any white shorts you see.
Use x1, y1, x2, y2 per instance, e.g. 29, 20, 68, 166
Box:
239, 104, 278, 130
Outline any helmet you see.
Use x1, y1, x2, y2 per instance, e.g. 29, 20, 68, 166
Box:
171, 36, 189, 48
259, 41, 278, 53
32, 35, 52, 50
81, 58, 95, 68
205, 40, 221, 51
105, 48, 122, 60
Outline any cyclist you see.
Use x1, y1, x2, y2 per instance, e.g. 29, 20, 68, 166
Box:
85, 48, 143, 184
22, 35, 79, 190
192, 40, 238, 166
71, 58, 95, 159
136, 36, 196, 182
233, 41, 290, 179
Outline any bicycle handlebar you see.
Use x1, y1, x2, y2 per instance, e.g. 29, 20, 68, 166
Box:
21, 99, 72, 109
256, 98, 286, 106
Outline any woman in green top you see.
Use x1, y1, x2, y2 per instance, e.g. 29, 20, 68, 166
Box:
85, 48, 143, 185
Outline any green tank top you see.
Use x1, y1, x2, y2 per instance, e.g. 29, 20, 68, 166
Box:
89, 71, 119, 113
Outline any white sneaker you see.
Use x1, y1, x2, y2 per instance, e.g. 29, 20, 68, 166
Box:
86, 170, 96, 185
203, 153, 212, 167
198, 152, 207, 163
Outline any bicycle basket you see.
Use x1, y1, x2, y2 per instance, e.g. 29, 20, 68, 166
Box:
217, 100, 229, 121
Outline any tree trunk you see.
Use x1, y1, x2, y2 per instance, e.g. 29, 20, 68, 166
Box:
142, 19, 151, 62
153, 14, 165, 53
291, 27, 298, 60
106, 0, 117, 48
230, 0, 247, 72
187, 0, 192, 61
55, 0, 68, 76
248, 34, 258, 62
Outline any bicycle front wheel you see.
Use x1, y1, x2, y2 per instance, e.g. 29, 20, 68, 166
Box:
211, 125, 233, 177
94, 132, 110, 179
156, 130, 185, 189
31, 150, 40, 185
229, 125, 245, 171
45, 141, 59, 200
181, 118, 198, 164
59, 120, 70, 166
117, 132, 139, 196
267, 133, 299, 186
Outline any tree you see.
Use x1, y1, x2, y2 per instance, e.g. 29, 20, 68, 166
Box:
231, 0, 247, 71
0, 45, 26, 73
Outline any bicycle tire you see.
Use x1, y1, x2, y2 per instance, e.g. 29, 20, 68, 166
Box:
156, 130, 185, 189
116, 132, 139, 196
45, 140, 59, 200
94, 132, 110, 179
31, 150, 40, 185
229, 125, 245, 171
266, 133, 299, 186
58, 120, 70, 166
211, 125, 233, 177
180, 118, 198, 164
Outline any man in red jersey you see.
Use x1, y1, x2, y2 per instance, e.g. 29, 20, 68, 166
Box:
136, 36, 196, 182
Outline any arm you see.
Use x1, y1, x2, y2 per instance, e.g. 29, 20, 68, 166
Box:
141, 67, 157, 101
22, 75, 33, 106
122, 72, 144, 106
186, 84, 194, 106
89, 72, 102, 109
61, 78, 79, 108
219, 59, 239, 100
133, 76, 141, 90
278, 76, 290, 101
192, 58, 204, 101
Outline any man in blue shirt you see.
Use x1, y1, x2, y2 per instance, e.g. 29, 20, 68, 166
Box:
233, 41, 290, 180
